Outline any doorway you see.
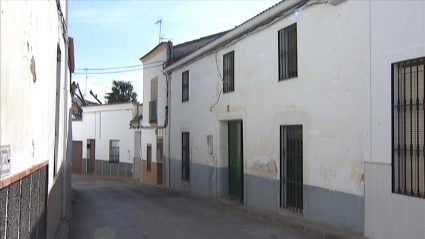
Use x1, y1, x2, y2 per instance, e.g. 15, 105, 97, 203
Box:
87, 139, 95, 174
228, 120, 243, 202
71, 141, 83, 174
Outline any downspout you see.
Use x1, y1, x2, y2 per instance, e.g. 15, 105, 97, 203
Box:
166, 41, 173, 189
62, 0, 69, 220
166, 72, 172, 189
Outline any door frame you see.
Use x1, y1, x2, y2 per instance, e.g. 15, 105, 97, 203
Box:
216, 110, 246, 204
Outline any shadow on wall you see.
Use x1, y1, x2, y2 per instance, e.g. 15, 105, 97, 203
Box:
0, 166, 48, 238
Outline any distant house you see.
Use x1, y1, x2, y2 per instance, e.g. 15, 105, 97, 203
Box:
72, 102, 141, 179
134, 31, 228, 186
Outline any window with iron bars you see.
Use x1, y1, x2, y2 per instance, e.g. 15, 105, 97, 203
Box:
223, 51, 234, 93
109, 140, 119, 163
392, 57, 425, 198
280, 125, 303, 213
182, 70, 189, 102
147, 145, 152, 172
182, 132, 190, 181
278, 23, 297, 81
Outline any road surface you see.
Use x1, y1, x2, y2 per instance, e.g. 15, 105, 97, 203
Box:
69, 175, 313, 239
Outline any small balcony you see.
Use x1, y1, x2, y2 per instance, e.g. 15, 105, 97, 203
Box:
149, 100, 157, 123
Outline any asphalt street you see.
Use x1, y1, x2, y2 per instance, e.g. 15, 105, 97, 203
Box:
68, 175, 314, 239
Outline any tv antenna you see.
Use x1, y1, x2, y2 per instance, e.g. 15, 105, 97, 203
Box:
84, 68, 93, 97
155, 17, 174, 43
155, 17, 163, 44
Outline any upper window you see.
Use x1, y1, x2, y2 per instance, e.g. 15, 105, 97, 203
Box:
109, 140, 119, 163
182, 132, 190, 181
278, 23, 297, 80
223, 51, 235, 93
182, 70, 189, 102
392, 57, 425, 198
149, 77, 158, 123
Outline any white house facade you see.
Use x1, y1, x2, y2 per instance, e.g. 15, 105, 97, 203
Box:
163, 0, 368, 234
138, 43, 170, 186
366, 1, 425, 239
138, 0, 425, 238
72, 103, 138, 178
138, 33, 228, 186
0, 0, 73, 238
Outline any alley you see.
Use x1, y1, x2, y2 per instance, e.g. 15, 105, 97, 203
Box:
69, 175, 313, 239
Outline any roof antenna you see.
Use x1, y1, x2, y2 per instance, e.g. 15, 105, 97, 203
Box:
155, 17, 162, 43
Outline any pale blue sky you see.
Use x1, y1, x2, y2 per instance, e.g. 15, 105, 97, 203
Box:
69, 1, 280, 103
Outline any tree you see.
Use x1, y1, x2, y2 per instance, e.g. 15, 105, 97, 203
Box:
105, 80, 138, 104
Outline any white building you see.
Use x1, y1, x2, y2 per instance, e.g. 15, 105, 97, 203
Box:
137, 33, 228, 186
140, 0, 425, 238
0, 0, 73, 238
366, 1, 425, 239
72, 102, 140, 178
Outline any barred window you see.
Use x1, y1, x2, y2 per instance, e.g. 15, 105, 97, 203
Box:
109, 140, 119, 163
182, 132, 190, 181
278, 23, 297, 80
182, 70, 189, 102
392, 57, 425, 197
223, 51, 234, 93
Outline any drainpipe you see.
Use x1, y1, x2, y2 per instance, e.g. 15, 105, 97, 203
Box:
166, 72, 172, 189
165, 41, 173, 189
62, 0, 69, 220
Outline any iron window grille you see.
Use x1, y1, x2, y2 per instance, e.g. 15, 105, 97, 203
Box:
182, 132, 190, 181
278, 23, 298, 80
147, 145, 152, 172
280, 125, 303, 213
182, 70, 189, 102
223, 51, 235, 93
392, 57, 425, 198
109, 140, 119, 163
149, 100, 157, 123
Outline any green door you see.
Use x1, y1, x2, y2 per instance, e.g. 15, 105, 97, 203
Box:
228, 121, 243, 202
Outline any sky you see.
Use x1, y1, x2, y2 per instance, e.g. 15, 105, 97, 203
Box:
69, 0, 281, 103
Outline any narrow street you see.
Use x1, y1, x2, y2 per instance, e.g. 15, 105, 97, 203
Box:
69, 175, 313, 239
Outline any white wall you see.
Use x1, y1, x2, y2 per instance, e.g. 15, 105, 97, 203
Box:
72, 103, 135, 164
365, 1, 425, 239
0, 0, 71, 191
168, 0, 369, 197
141, 47, 168, 164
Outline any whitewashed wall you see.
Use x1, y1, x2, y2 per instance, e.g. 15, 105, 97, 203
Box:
141, 47, 167, 164
72, 103, 135, 164
0, 0, 71, 191
365, 1, 425, 239
168, 0, 369, 197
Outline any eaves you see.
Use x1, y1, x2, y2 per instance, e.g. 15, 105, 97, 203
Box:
162, 0, 307, 74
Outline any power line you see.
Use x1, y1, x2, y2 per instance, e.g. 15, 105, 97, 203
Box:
74, 68, 142, 75
73, 63, 163, 75
75, 64, 140, 71
74, 61, 166, 71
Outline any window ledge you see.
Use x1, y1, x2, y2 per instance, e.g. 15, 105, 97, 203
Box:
279, 76, 298, 81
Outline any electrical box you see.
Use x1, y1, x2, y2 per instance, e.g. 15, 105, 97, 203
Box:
207, 135, 213, 155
